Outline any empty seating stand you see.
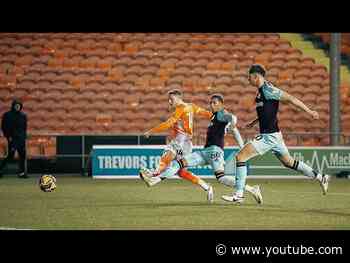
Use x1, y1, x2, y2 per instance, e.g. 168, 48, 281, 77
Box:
0, 33, 337, 146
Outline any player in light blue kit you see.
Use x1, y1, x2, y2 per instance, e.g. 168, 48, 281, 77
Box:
222, 64, 330, 203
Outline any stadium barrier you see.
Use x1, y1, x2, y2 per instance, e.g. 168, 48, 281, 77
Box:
92, 145, 350, 179
92, 145, 240, 179
0, 134, 166, 175
0, 133, 349, 177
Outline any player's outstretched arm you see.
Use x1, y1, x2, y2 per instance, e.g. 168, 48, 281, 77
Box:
231, 125, 244, 148
219, 111, 245, 148
280, 91, 319, 120
193, 104, 213, 119
144, 107, 184, 138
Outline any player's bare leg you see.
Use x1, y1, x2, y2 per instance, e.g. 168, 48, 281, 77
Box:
153, 151, 176, 176
153, 150, 215, 201
276, 153, 330, 195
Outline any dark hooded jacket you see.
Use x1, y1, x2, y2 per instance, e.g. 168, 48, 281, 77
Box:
1, 99, 27, 141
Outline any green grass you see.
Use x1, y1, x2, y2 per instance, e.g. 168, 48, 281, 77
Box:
0, 177, 349, 230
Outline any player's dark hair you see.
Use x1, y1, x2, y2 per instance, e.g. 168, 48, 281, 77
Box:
168, 89, 183, 98
210, 93, 224, 103
248, 64, 266, 77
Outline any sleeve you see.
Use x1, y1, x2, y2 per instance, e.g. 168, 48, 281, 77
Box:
217, 110, 237, 126
262, 82, 283, 100
232, 127, 244, 149
1, 113, 12, 138
148, 107, 184, 133
192, 104, 212, 119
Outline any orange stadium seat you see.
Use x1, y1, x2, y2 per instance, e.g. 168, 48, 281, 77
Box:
197, 50, 214, 60
27, 140, 43, 158
0, 33, 336, 137
207, 60, 222, 71
15, 55, 34, 67
182, 50, 199, 59
42, 138, 56, 158
172, 66, 190, 77
160, 59, 176, 70
172, 41, 188, 51
177, 58, 195, 68
0, 139, 7, 158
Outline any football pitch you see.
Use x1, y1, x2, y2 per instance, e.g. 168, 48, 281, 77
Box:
0, 176, 349, 230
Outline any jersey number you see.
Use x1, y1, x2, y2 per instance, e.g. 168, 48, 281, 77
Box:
210, 152, 221, 161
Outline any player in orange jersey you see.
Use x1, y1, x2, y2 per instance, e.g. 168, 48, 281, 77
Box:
141, 93, 263, 205
141, 89, 214, 202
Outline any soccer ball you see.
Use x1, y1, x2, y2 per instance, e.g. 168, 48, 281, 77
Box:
39, 174, 57, 192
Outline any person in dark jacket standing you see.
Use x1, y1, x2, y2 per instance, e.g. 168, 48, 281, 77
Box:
0, 99, 28, 178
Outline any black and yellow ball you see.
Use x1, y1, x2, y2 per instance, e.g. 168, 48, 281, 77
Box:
39, 174, 57, 192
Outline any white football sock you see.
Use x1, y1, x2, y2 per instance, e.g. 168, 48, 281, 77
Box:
198, 179, 210, 191
218, 175, 235, 187
244, 184, 254, 193
151, 176, 162, 185
296, 161, 321, 180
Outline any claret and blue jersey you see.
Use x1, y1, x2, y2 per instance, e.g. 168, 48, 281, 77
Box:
255, 81, 284, 134
205, 109, 235, 150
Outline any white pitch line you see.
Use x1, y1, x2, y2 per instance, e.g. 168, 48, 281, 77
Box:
0, 227, 34, 230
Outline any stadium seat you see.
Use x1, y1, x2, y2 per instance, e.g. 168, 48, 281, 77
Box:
27, 140, 43, 158
42, 138, 56, 158
294, 68, 311, 78
0, 33, 336, 137
221, 62, 234, 72
97, 58, 113, 70
179, 50, 196, 60
124, 43, 139, 54
172, 66, 191, 77
177, 58, 195, 68
196, 50, 214, 60
310, 68, 328, 79
172, 41, 188, 51
76, 42, 91, 52
319, 136, 330, 146
160, 59, 176, 70
215, 76, 232, 86
284, 136, 299, 146
15, 55, 34, 67
48, 59, 63, 68
0, 139, 7, 158
300, 56, 315, 65
207, 60, 222, 71
62, 58, 79, 69
142, 41, 159, 51
0, 74, 17, 87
